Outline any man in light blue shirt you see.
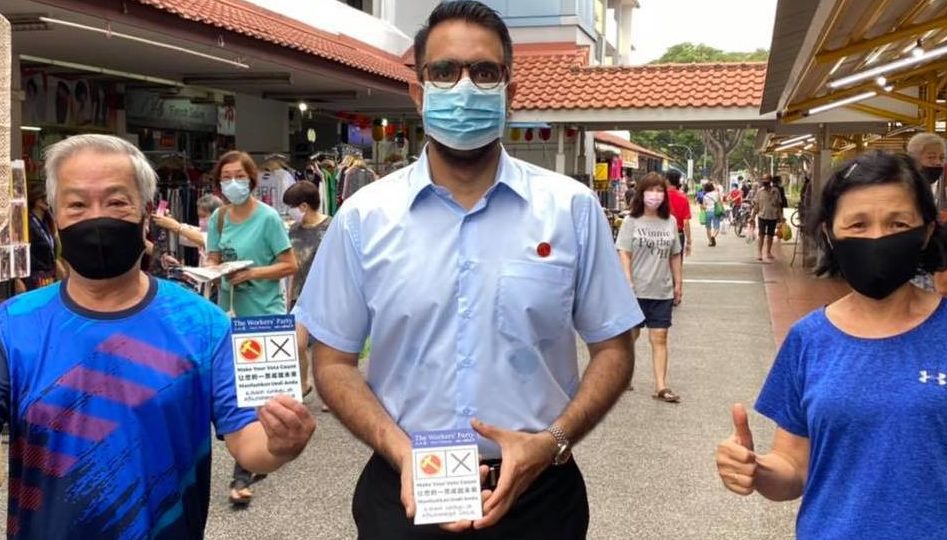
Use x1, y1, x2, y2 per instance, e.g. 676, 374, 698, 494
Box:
293, 2, 642, 538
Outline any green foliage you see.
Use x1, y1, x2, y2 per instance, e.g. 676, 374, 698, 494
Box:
654, 42, 769, 64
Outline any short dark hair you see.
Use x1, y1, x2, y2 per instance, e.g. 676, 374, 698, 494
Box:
810, 150, 947, 276
283, 180, 321, 209
414, 1, 513, 80
630, 172, 670, 219
664, 169, 682, 187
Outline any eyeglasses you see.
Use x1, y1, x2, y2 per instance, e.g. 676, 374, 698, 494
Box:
421, 60, 509, 90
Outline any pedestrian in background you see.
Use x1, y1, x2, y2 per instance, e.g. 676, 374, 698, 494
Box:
665, 170, 691, 258
14, 183, 62, 292
716, 151, 947, 539
701, 181, 722, 246
906, 132, 947, 293
752, 176, 782, 262
282, 181, 332, 400
205, 150, 300, 506
616, 172, 683, 402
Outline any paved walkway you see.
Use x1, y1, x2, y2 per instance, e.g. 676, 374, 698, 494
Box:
3, 216, 848, 539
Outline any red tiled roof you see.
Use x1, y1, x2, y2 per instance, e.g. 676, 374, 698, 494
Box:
513, 47, 766, 110
133, 0, 415, 83
593, 132, 670, 160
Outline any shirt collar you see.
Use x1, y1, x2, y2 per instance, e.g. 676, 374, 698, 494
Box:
407, 144, 529, 208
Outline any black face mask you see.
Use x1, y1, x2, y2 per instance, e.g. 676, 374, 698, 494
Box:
59, 217, 145, 280
923, 166, 944, 184
830, 226, 927, 300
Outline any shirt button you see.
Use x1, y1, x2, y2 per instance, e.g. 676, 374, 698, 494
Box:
463, 261, 472, 270
463, 310, 472, 319
460, 357, 473, 368
462, 408, 473, 416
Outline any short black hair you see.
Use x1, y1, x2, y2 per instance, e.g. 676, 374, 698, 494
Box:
664, 169, 682, 187
413, 1, 513, 80
809, 150, 947, 276
283, 180, 321, 209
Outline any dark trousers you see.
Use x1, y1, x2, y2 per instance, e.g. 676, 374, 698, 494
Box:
352, 453, 589, 540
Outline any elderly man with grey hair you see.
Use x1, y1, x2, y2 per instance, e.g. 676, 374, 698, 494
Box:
0, 134, 315, 538
907, 132, 947, 294
907, 132, 946, 208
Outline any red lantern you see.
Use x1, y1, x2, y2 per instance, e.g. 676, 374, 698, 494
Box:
566, 128, 578, 139
539, 127, 552, 141
525, 128, 534, 142
385, 123, 397, 139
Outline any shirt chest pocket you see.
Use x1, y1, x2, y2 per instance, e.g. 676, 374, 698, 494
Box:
496, 261, 575, 344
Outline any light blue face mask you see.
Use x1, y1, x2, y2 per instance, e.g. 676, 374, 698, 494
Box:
422, 78, 507, 151
221, 179, 251, 205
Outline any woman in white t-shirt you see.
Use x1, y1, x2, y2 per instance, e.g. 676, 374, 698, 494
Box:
702, 182, 722, 246
615, 172, 684, 403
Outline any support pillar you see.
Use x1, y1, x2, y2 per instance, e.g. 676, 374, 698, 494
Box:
555, 125, 566, 174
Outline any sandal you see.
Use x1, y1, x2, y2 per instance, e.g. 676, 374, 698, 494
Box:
652, 388, 681, 403
228, 473, 268, 506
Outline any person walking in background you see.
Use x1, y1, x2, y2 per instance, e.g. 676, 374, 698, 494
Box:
205, 150, 300, 506
752, 176, 782, 262
282, 181, 332, 401
14, 183, 63, 292
665, 170, 691, 259
152, 194, 224, 267
715, 151, 947, 539
616, 173, 683, 403
702, 181, 722, 246
906, 132, 947, 293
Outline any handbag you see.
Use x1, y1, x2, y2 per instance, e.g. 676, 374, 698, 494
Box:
714, 200, 725, 218
779, 222, 793, 241
698, 208, 707, 225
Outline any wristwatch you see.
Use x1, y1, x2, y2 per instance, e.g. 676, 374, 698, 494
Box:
544, 423, 572, 466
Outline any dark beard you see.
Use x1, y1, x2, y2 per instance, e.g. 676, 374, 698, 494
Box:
428, 137, 500, 168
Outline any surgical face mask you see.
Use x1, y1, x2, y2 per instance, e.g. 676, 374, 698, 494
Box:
59, 217, 145, 280
643, 192, 665, 209
288, 207, 304, 222
922, 166, 943, 184
422, 78, 507, 151
829, 226, 927, 300
221, 179, 251, 205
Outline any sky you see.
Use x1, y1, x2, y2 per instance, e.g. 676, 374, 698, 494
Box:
629, 0, 779, 64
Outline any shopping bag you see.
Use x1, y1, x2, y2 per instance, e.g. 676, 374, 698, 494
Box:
779, 222, 793, 241
698, 208, 707, 225
714, 200, 725, 217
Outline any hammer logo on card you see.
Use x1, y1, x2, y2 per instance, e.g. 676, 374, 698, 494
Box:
419, 454, 442, 476
239, 339, 263, 361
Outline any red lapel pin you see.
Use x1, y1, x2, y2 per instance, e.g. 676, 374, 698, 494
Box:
537, 242, 552, 258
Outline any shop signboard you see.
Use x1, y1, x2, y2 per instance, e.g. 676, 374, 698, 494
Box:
126, 90, 217, 132
22, 69, 121, 130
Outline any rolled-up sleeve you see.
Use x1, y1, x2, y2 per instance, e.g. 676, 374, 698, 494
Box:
572, 194, 644, 343
292, 209, 370, 354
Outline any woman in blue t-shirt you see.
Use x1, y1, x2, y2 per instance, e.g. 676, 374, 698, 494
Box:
715, 151, 947, 539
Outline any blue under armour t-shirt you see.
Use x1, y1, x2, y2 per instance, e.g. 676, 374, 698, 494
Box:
756, 300, 947, 540
0, 278, 257, 539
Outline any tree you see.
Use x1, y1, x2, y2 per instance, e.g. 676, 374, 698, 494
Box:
654, 42, 769, 64
702, 129, 745, 183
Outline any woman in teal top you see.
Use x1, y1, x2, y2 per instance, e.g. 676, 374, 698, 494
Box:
205, 150, 298, 505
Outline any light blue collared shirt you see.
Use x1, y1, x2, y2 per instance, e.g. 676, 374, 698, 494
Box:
294, 147, 643, 458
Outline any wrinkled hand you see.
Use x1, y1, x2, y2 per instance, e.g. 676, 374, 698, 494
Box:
258, 395, 316, 459
161, 253, 181, 269
228, 268, 257, 286
715, 403, 756, 496
152, 213, 181, 231
399, 450, 492, 532
673, 284, 683, 306
471, 419, 557, 530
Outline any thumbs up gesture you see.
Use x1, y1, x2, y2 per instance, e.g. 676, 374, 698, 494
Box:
715, 403, 757, 495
